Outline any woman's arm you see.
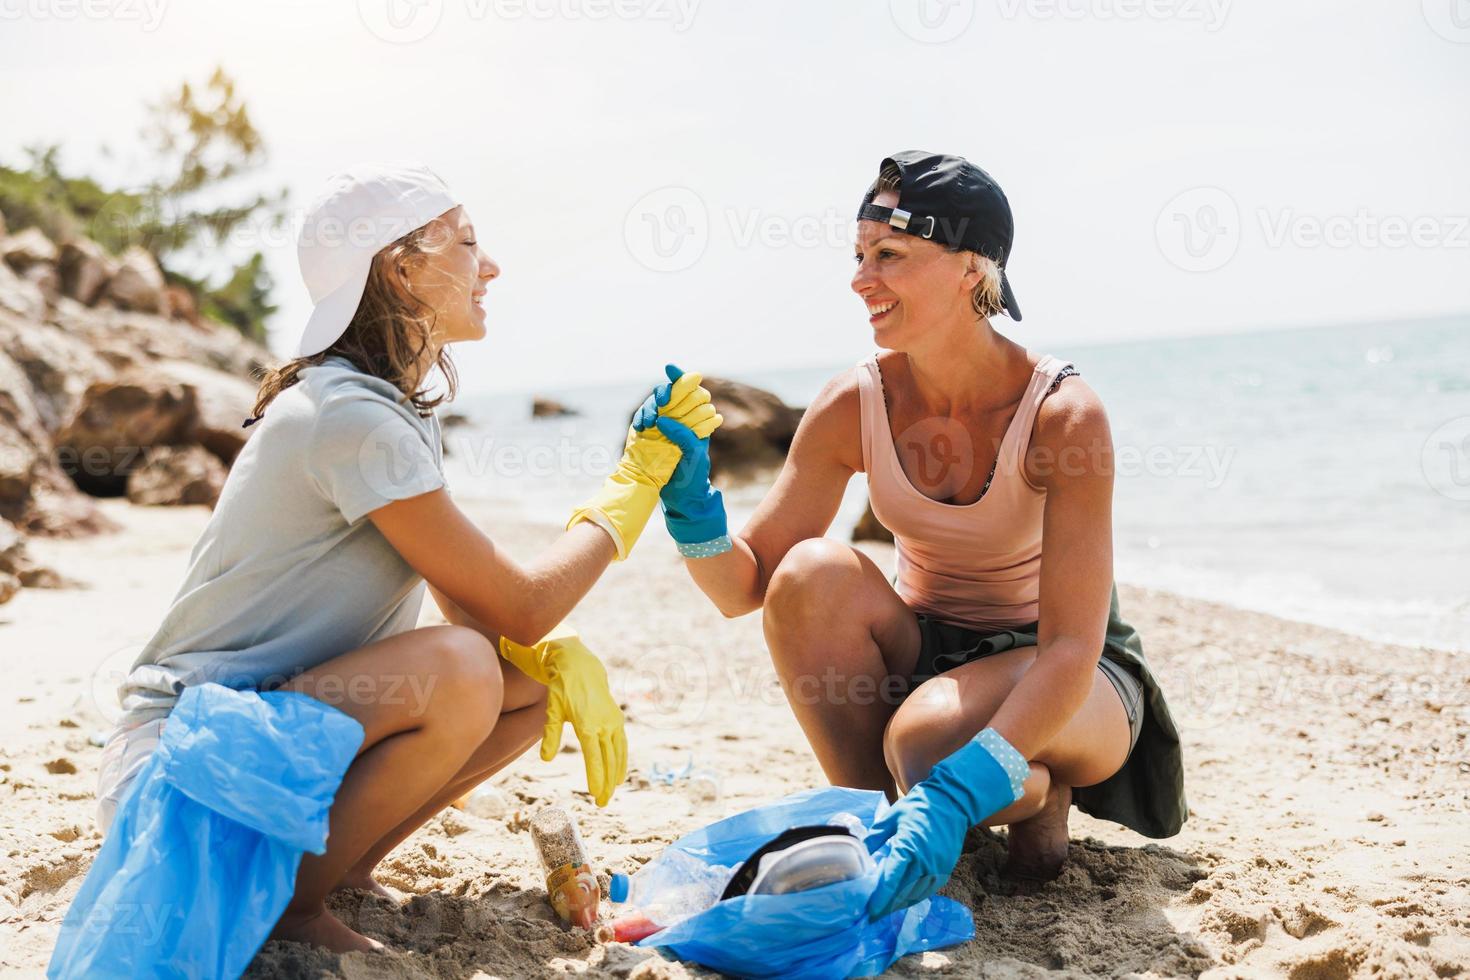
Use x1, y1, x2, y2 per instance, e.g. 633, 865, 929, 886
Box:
369, 490, 616, 647
685, 372, 864, 617
986, 378, 1116, 759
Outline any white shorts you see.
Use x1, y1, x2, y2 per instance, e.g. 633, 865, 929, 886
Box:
95, 718, 166, 836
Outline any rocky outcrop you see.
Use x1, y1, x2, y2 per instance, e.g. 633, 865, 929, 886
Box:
2, 228, 59, 272
58, 238, 117, 306
153, 359, 259, 464
56, 373, 199, 496
127, 445, 228, 507
0, 220, 275, 602
702, 377, 804, 481
104, 247, 166, 314
532, 397, 578, 418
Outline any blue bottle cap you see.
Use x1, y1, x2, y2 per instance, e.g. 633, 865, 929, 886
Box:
609, 872, 630, 903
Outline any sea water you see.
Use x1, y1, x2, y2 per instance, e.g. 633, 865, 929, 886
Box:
442, 315, 1469, 652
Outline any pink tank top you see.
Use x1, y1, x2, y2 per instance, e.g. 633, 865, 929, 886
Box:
856, 352, 1074, 632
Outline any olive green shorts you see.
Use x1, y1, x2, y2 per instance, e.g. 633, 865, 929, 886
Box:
908, 614, 1145, 755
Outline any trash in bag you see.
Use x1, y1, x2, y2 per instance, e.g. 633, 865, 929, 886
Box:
609, 785, 975, 979
48, 682, 364, 980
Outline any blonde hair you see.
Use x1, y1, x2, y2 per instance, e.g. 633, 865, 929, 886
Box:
247, 221, 460, 424
872, 161, 1006, 319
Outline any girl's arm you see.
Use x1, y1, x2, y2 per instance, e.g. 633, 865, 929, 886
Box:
986, 378, 1116, 759
684, 372, 864, 617
370, 491, 616, 646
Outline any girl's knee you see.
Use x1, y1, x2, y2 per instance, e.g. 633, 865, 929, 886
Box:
419, 625, 503, 736
882, 687, 966, 794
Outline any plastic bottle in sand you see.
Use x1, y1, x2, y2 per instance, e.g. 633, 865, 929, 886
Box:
529, 805, 600, 930
596, 850, 733, 944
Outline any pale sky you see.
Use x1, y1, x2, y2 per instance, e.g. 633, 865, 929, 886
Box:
3, 0, 1467, 393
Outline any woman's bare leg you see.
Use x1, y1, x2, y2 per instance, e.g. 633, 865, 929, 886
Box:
882, 645, 1132, 880
266, 624, 511, 952
762, 538, 923, 796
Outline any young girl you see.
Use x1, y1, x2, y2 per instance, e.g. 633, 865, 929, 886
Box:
95, 163, 717, 952
643, 152, 1186, 918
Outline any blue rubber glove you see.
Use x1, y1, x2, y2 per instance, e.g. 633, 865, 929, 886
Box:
864, 728, 1030, 920
635, 365, 730, 555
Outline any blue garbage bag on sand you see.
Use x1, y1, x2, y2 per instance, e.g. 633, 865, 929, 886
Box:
637, 786, 975, 979
48, 683, 364, 979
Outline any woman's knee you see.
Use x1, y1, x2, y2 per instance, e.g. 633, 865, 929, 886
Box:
764, 538, 868, 631
882, 682, 969, 793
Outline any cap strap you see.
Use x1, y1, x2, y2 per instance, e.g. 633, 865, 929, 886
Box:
857, 204, 937, 240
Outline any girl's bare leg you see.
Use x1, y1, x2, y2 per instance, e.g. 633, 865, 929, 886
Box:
882, 647, 1132, 880
266, 624, 516, 952
762, 538, 924, 797
334, 665, 548, 896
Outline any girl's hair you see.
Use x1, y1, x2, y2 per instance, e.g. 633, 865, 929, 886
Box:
872, 161, 1006, 320
246, 221, 460, 424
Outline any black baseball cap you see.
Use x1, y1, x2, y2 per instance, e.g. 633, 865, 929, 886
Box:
857, 150, 1022, 322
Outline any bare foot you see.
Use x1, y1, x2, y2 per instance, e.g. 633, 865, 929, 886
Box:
270, 906, 384, 954
333, 870, 397, 902
1002, 782, 1071, 886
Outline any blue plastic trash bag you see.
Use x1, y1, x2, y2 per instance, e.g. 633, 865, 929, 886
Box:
636, 786, 975, 979
48, 682, 364, 979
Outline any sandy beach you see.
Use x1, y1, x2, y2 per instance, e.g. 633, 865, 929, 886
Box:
1, 495, 1466, 978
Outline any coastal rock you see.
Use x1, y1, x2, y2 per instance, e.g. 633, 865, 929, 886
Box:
0, 570, 18, 605
0, 516, 65, 591
103, 247, 166, 314
1, 228, 58, 272
0, 261, 45, 321
56, 373, 198, 496
162, 284, 201, 326
0, 310, 116, 434
153, 359, 261, 464
851, 500, 894, 544
532, 397, 578, 418
58, 239, 117, 306
126, 444, 227, 507
702, 376, 804, 480
23, 264, 61, 307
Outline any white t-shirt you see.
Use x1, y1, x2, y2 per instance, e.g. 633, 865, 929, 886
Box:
115, 355, 448, 728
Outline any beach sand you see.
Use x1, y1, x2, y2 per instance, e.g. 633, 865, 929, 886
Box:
1, 497, 1466, 978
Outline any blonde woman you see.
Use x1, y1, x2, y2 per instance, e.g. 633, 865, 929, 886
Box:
644, 152, 1186, 918
95, 163, 717, 952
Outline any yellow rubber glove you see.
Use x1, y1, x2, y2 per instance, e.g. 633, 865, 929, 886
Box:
567, 371, 722, 559
499, 624, 628, 807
